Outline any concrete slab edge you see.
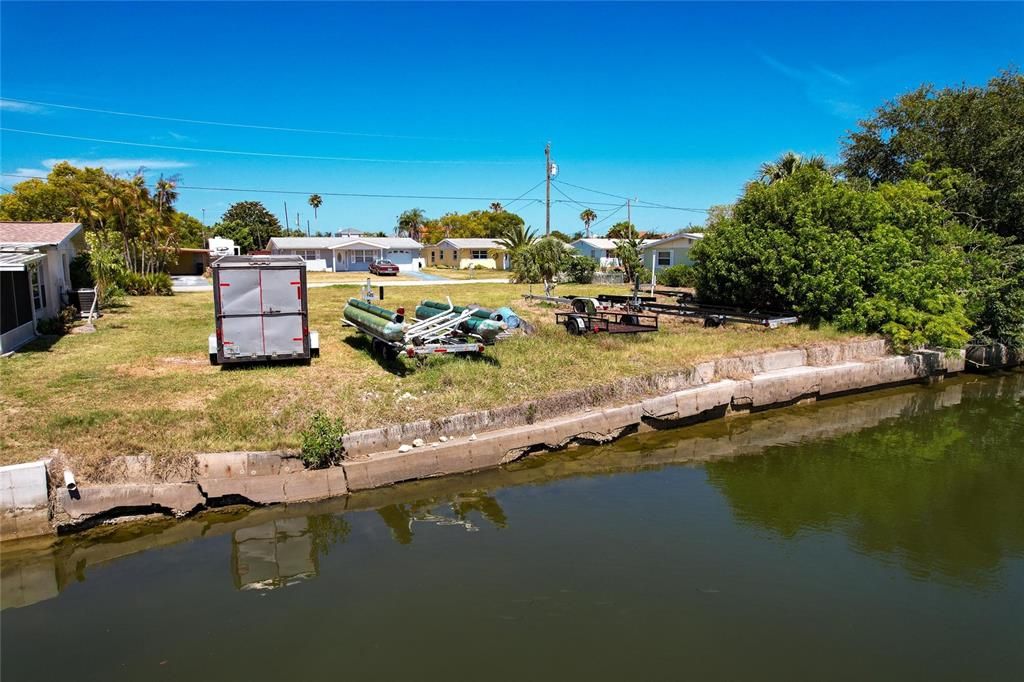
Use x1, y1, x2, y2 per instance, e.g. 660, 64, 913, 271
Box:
2, 341, 972, 542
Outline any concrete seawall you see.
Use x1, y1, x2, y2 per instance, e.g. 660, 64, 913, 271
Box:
0, 340, 988, 542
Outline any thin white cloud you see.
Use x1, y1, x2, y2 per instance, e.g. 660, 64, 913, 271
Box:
758, 53, 861, 119
41, 157, 190, 171
0, 99, 42, 113
12, 168, 45, 177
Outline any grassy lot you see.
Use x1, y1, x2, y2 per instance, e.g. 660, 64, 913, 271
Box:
0, 282, 855, 474
420, 267, 507, 280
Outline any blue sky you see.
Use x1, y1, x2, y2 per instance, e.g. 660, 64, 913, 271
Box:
1, 2, 1021, 236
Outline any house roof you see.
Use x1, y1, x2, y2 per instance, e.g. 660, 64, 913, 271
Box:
640, 232, 705, 250
570, 238, 649, 251
0, 249, 47, 272
433, 238, 505, 250
0, 222, 83, 246
268, 236, 423, 250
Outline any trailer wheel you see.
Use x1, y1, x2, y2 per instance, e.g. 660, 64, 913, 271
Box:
382, 344, 399, 362
620, 314, 639, 326
704, 315, 725, 328
564, 316, 587, 336
209, 353, 219, 366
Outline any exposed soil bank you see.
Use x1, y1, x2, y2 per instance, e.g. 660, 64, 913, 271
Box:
1, 339, 1002, 542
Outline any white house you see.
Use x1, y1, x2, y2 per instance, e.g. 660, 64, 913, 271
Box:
569, 237, 649, 269
640, 232, 704, 272
1, 222, 85, 353
267, 236, 425, 272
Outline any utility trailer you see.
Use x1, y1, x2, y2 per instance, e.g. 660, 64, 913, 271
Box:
209, 255, 320, 365
597, 294, 798, 328
556, 309, 659, 336
342, 297, 484, 362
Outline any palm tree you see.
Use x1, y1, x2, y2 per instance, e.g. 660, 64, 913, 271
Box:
495, 223, 537, 253
579, 208, 597, 238
308, 194, 323, 221
758, 152, 829, 184
395, 208, 426, 240
490, 202, 503, 213
154, 175, 179, 215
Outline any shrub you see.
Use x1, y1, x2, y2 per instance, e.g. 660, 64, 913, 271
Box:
69, 253, 95, 289
118, 271, 173, 296
300, 411, 347, 468
565, 255, 598, 284
657, 264, 696, 288
37, 306, 78, 335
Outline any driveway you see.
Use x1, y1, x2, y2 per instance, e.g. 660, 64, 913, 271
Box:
170, 275, 212, 293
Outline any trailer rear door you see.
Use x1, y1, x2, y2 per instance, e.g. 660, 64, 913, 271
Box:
259, 267, 304, 314
221, 315, 264, 357
218, 268, 261, 315
262, 314, 305, 355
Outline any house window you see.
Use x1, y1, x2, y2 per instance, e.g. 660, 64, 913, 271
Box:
299, 249, 320, 260
439, 250, 444, 260
470, 249, 488, 260
656, 251, 672, 267
451, 250, 458, 260
30, 265, 46, 310
351, 250, 375, 263
431, 250, 436, 263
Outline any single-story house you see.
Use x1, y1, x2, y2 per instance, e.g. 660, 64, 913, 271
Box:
168, 247, 210, 275
423, 239, 508, 270
1, 222, 85, 353
641, 232, 704, 272
267, 236, 425, 272
569, 237, 649, 269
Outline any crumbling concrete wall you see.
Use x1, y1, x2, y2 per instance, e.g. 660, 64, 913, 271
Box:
1, 340, 966, 541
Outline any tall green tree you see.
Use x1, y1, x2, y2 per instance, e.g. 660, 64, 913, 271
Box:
841, 68, 1024, 240
220, 201, 283, 249
308, 194, 323, 221
579, 208, 597, 238
395, 208, 426, 240
495, 222, 537, 253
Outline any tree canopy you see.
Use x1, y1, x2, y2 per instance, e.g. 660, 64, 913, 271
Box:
842, 68, 1024, 241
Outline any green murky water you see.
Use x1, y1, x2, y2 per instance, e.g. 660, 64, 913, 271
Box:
2, 373, 1023, 681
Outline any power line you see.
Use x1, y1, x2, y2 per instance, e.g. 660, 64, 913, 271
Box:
0, 97, 471, 141
0, 128, 530, 166
590, 203, 628, 228
554, 178, 708, 213
501, 179, 546, 211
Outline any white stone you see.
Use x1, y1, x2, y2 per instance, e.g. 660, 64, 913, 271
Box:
412, 438, 425, 448
439, 436, 449, 442
468, 433, 478, 441
398, 444, 413, 453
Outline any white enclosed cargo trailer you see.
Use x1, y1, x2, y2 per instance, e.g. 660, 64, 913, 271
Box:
208, 255, 319, 365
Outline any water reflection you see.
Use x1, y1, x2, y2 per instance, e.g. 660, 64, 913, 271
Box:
703, 373, 1024, 588
2, 372, 1021, 610
377, 491, 507, 544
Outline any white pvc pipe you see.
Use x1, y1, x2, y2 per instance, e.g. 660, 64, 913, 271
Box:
63, 469, 77, 492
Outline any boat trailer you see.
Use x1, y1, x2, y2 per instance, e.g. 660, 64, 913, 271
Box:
342, 297, 485, 361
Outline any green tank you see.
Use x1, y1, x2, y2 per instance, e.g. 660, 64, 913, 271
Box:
344, 299, 406, 341
415, 303, 506, 342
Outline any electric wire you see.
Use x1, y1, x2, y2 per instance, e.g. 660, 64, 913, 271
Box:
0, 128, 529, 166
0, 97, 470, 141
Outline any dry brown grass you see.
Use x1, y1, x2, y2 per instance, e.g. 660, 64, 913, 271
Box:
0, 282, 857, 475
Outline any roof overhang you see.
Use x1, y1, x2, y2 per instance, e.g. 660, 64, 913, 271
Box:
0, 250, 47, 271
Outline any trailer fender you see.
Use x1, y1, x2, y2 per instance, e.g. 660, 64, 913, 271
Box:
208, 333, 219, 365
309, 330, 320, 358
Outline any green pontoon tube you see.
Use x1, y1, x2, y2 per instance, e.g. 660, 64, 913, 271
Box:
343, 298, 407, 342
415, 300, 506, 343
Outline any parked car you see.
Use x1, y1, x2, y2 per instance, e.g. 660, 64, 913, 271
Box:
369, 259, 400, 276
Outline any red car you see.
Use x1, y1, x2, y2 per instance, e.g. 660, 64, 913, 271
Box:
368, 259, 400, 276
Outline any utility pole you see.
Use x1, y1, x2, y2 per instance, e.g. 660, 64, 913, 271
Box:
545, 142, 551, 237
627, 198, 632, 239
284, 202, 289, 234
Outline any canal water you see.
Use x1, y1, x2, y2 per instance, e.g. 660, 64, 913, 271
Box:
2, 373, 1022, 681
